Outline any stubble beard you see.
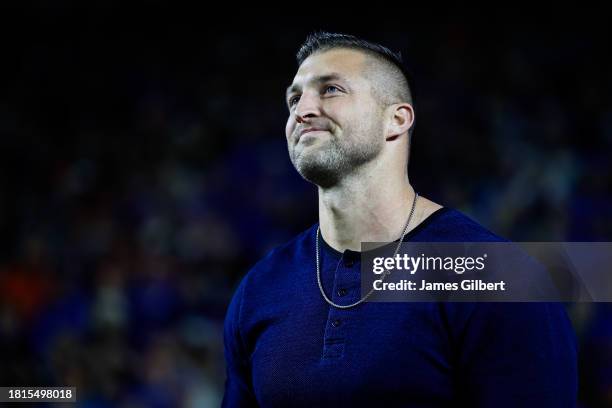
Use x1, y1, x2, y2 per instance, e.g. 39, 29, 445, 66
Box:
289, 122, 383, 189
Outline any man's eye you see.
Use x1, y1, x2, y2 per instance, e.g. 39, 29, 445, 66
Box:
324, 85, 339, 94
289, 95, 300, 107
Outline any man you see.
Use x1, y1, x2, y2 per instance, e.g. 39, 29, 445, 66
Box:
222, 32, 577, 407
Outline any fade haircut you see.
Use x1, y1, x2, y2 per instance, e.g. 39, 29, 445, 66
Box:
296, 31, 415, 136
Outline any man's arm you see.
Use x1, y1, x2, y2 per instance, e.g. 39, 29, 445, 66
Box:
453, 302, 577, 407
222, 276, 259, 407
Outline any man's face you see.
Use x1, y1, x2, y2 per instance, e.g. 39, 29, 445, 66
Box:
285, 48, 385, 187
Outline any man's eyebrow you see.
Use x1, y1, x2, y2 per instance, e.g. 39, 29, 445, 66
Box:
285, 73, 347, 98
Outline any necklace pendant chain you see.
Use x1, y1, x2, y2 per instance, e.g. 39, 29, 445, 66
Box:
316, 192, 419, 309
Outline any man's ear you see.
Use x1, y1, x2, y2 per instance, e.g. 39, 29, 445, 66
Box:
385, 103, 414, 141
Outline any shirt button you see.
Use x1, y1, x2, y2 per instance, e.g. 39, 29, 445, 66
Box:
331, 319, 341, 328
344, 259, 354, 267
337, 288, 347, 297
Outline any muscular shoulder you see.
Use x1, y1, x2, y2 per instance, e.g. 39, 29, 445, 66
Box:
411, 207, 507, 242
243, 224, 316, 282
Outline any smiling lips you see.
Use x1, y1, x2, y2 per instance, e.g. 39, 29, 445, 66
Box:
297, 128, 328, 142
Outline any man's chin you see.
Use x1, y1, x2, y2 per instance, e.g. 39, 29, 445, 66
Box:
291, 145, 319, 168
294, 158, 341, 188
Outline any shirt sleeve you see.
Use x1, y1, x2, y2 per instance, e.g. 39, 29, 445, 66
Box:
454, 302, 577, 407
222, 275, 259, 407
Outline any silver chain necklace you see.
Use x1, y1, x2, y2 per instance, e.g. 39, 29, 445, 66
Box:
316, 192, 419, 309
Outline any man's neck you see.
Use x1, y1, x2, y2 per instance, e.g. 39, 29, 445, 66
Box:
318, 173, 421, 253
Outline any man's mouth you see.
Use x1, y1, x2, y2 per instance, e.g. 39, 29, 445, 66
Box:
297, 128, 328, 143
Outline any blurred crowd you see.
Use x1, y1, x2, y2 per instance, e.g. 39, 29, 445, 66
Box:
0, 13, 611, 407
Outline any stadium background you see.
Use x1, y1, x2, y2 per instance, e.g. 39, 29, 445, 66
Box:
1, 9, 611, 407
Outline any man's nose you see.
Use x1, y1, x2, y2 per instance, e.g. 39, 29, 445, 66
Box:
295, 93, 320, 123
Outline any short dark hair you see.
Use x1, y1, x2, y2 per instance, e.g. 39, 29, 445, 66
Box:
296, 31, 415, 135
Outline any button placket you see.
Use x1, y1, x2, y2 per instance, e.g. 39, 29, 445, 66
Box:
332, 253, 360, 296
321, 254, 352, 359
322, 253, 364, 360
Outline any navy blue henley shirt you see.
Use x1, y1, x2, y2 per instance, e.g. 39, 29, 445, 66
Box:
222, 207, 577, 407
